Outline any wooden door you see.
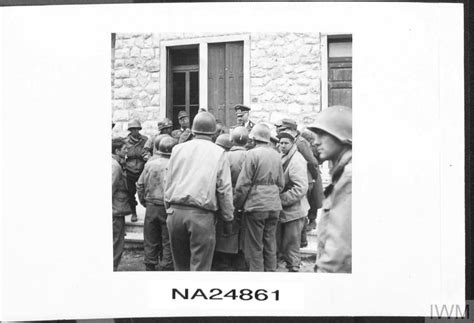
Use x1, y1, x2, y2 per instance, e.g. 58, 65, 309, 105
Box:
208, 41, 243, 127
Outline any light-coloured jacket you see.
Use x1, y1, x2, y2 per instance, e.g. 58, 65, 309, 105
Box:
112, 155, 132, 217
280, 149, 309, 223
136, 155, 169, 205
315, 149, 352, 273
234, 144, 284, 212
227, 146, 247, 189
164, 136, 234, 222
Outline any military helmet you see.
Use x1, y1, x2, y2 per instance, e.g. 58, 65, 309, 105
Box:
215, 134, 232, 150
230, 126, 249, 146
154, 134, 171, 151
191, 111, 217, 135
307, 105, 352, 145
158, 136, 177, 156
128, 119, 142, 130
158, 118, 173, 131
249, 123, 271, 143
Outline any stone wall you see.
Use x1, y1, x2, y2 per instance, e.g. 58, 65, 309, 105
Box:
112, 32, 322, 138
249, 33, 322, 126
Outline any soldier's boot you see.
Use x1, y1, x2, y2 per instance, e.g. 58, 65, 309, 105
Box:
145, 264, 157, 271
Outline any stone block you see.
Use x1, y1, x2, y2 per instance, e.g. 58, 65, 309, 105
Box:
115, 68, 130, 79
269, 111, 287, 124
274, 37, 285, 46
151, 72, 160, 81
296, 78, 310, 86
138, 91, 149, 100
251, 68, 266, 78
144, 37, 153, 48
257, 40, 271, 49
114, 59, 124, 69
251, 87, 265, 96
288, 104, 301, 116
301, 55, 319, 64
113, 79, 122, 88
145, 59, 160, 72
152, 35, 161, 47
288, 86, 298, 95
309, 79, 321, 93
130, 69, 139, 78
305, 69, 320, 79
115, 48, 130, 59
298, 87, 308, 95
141, 48, 154, 59
294, 65, 306, 74
134, 37, 144, 48
270, 67, 283, 79
259, 58, 275, 69
151, 94, 160, 106
155, 48, 160, 58
251, 49, 266, 59
287, 55, 300, 65
145, 82, 160, 94
124, 58, 137, 69
138, 73, 150, 87
130, 47, 140, 58
113, 109, 129, 121
114, 87, 133, 99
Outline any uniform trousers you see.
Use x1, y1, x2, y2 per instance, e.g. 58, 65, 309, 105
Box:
243, 211, 279, 272
113, 216, 125, 271
167, 205, 216, 271
144, 203, 173, 270
125, 171, 141, 214
278, 217, 305, 271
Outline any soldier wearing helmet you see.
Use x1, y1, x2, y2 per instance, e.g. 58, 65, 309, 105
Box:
215, 134, 232, 151
164, 111, 234, 271
171, 110, 190, 139
144, 118, 173, 159
234, 123, 285, 272
136, 136, 177, 271
124, 119, 148, 222
307, 105, 352, 273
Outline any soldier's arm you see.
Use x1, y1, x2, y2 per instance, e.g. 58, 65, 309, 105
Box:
280, 156, 309, 206
297, 139, 320, 181
216, 153, 234, 222
234, 154, 254, 210
112, 164, 121, 195
136, 166, 147, 206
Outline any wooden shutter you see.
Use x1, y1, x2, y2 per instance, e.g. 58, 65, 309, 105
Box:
328, 39, 352, 108
208, 41, 243, 127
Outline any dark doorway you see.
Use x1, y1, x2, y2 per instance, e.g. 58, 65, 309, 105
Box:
166, 46, 199, 129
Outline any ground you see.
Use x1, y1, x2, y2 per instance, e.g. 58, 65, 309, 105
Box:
118, 249, 317, 272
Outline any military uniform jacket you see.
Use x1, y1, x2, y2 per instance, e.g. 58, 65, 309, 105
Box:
280, 147, 309, 223
234, 144, 284, 212
164, 136, 234, 222
227, 146, 248, 189
112, 155, 132, 217
136, 155, 169, 206
315, 149, 352, 273
125, 134, 148, 174
295, 134, 324, 209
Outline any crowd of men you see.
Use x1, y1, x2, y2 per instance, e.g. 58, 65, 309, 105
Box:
112, 104, 352, 273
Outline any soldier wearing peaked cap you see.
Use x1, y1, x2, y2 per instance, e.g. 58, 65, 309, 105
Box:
234, 104, 255, 133
171, 110, 190, 139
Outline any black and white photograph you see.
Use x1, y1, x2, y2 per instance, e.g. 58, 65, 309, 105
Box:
111, 32, 352, 273
1, 2, 466, 320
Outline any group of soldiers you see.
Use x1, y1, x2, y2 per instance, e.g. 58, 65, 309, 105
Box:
112, 104, 352, 273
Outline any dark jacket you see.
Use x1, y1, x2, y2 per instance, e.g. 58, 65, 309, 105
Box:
136, 155, 169, 206
112, 155, 132, 217
125, 133, 148, 174
234, 144, 285, 212
315, 149, 352, 273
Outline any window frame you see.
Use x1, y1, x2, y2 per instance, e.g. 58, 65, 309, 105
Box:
160, 34, 250, 120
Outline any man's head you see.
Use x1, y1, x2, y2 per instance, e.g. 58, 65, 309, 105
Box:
158, 118, 173, 135
158, 136, 177, 157
278, 131, 295, 155
154, 134, 171, 152
234, 104, 250, 126
249, 123, 271, 144
230, 126, 249, 147
191, 111, 217, 137
215, 134, 232, 151
307, 106, 352, 162
112, 137, 128, 158
128, 119, 142, 138
279, 118, 298, 136
178, 111, 190, 129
